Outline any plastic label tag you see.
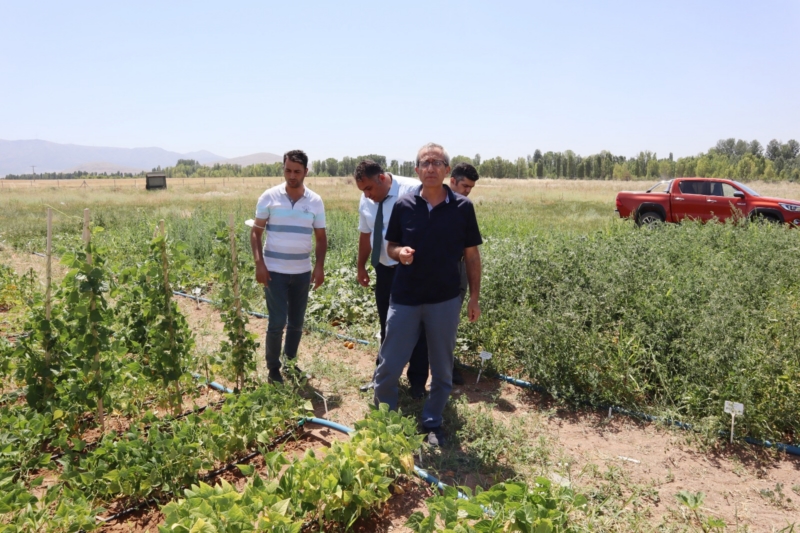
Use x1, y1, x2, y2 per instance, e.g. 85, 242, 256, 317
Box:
724, 401, 744, 415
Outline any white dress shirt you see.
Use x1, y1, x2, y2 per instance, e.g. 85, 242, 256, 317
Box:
358, 174, 420, 266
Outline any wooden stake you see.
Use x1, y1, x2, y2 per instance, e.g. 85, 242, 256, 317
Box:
83, 209, 105, 432
44, 208, 53, 396
229, 214, 243, 390
45, 208, 52, 320
159, 220, 182, 415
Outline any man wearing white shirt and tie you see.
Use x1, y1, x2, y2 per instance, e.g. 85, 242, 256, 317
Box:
355, 159, 428, 398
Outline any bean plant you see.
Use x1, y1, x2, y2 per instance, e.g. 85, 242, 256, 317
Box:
213, 220, 258, 390
119, 225, 195, 414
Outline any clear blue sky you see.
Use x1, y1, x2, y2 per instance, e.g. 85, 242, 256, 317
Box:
1, 0, 798, 162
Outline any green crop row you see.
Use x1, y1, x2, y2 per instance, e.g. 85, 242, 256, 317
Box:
159, 404, 422, 532
466, 220, 800, 442
60, 382, 307, 504
0, 383, 307, 532
407, 480, 587, 533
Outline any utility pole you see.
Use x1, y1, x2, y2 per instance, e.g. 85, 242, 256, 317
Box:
31, 165, 36, 176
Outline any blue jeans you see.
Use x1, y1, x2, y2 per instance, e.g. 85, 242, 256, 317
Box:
264, 270, 311, 371
373, 296, 462, 429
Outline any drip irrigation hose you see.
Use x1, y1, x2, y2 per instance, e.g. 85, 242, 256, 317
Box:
455, 362, 800, 457
191, 372, 234, 394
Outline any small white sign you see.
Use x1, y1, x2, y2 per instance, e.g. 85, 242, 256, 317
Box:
724, 400, 744, 444
475, 351, 493, 384
244, 219, 255, 227
724, 401, 744, 415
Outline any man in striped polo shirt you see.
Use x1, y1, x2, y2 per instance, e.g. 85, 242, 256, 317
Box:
250, 150, 327, 384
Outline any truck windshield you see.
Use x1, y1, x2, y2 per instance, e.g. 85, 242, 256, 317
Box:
647, 180, 672, 193
733, 181, 760, 197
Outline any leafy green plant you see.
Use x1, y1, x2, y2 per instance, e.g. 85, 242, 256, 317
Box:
56, 227, 122, 431
141, 224, 195, 413
0, 405, 57, 476
161, 405, 419, 532
117, 224, 195, 413
407, 478, 587, 533
0, 470, 101, 533
60, 382, 305, 504
160, 477, 302, 533
213, 220, 258, 390
675, 490, 725, 532
467, 222, 800, 442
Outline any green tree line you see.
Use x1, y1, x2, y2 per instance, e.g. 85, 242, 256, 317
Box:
5, 138, 799, 181
310, 138, 800, 182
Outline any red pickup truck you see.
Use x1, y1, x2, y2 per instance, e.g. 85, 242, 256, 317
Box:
615, 178, 800, 227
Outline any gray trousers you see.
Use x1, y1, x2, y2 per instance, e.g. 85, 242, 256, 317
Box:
373, 296, 462, 429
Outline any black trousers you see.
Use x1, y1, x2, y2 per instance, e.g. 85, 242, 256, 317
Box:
375, 263, 429, 388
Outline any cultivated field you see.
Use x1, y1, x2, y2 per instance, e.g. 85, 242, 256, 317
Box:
1, 177, 799, 532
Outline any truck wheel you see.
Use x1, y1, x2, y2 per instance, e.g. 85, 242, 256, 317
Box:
751, 213, 781, 224
637, 211, 664, 227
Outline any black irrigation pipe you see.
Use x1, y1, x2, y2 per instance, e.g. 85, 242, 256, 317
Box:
172, 290, 372, 346
456, 362, 800, 457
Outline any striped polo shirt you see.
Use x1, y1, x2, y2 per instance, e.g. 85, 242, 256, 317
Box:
255, 183, 326, 274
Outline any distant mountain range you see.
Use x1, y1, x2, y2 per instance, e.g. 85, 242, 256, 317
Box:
0, 139, 283, 177
208, 152, 283, 167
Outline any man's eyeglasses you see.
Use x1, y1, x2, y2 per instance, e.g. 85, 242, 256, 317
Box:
418, 159, 447, 169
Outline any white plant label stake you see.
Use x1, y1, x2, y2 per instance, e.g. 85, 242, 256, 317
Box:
192, 287, 202, 309
724, 401, 744, 444
475, 351, 493, 384
314, 391, 328, 415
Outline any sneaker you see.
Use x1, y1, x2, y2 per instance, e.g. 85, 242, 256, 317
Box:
267, 369, 284, 384
424, 426, 446, 448
359, 381, 375, 392
452, 367, 465, 386
410, 384, 427, 400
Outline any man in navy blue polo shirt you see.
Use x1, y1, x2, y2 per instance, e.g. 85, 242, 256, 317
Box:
373, 143, 482, 447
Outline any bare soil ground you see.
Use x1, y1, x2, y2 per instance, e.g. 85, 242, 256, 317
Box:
2, 250, 798, 532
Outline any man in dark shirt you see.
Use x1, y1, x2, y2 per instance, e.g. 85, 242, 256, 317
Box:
373, 143, 482, 447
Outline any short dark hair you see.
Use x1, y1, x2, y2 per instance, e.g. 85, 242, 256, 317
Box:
451, 162, 479, 183
283, 149, 308, 168
354, 159, 384, 182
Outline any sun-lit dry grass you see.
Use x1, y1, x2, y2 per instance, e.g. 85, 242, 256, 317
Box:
3, 176, 800, 244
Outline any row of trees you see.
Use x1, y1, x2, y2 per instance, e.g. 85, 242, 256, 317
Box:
6, 138, 800, 182
309, 138, 800, 182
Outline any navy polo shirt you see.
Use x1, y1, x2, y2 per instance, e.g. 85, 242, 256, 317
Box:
385, 184, 482, 306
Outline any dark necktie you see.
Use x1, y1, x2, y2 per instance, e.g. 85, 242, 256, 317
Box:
371, 198, 386, 268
